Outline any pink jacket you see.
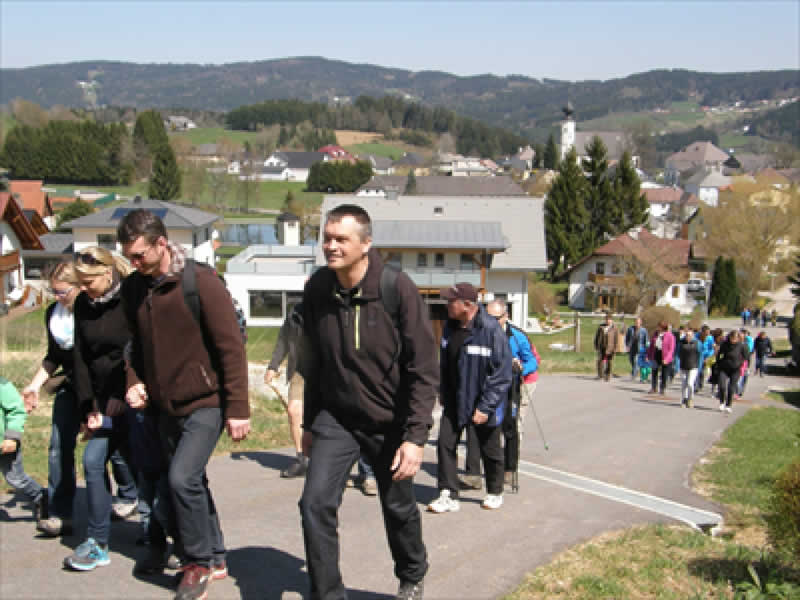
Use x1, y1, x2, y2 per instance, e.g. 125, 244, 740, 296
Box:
647, 331, 675, 364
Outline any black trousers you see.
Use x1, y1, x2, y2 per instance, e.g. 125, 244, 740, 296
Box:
651, 361, 672, 393
299, 410, 427, 600
160, 407, 225, 568
438, 409, 503, 497
718, 369, 740, 407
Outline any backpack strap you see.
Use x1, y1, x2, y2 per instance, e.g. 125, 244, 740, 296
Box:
182, 259, 202, 326
379, 265, 402, 367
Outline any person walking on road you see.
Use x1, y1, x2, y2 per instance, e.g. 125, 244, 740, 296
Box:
678, 329, 700, 408
647, 321, 675, 396
594, 312, 619, 382
298, 204, 437, 600
429, 283, 512, 515
715, 330, 748, 413
754, 331, 774, 377
119, 209, 250, 600
625, 317, 648, 381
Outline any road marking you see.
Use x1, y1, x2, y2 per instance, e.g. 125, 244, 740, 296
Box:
517, 460, 723, 532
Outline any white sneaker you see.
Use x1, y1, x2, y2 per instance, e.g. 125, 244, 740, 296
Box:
481, 494, 503, 510
427, 489, 460, 514
719, 404, 725, 412
725, 406, 732, 413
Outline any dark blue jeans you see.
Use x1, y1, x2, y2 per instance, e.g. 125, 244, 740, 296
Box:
82, 419, 129, 546
160, 407, 225, 568
299, 410, 427, 600
110, 449, 138, 503
0, 444, 43, 501
47, 385, 81, 519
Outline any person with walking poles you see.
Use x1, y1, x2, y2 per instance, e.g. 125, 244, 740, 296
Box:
118, 209, 250, 600
264, 302, 308, 478
625, 317, 648, 381
428, 283, 512, 515
298, 204, 438, 600
647, 321, 675, 396
594, 312, 619, 381
715, 330, 748, 413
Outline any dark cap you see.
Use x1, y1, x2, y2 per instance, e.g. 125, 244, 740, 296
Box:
440, 282, 478, 302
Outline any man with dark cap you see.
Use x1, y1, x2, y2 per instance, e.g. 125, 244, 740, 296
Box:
428, 283, 512, 513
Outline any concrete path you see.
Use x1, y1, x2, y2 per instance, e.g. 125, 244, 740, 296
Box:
1, 330, 795, 599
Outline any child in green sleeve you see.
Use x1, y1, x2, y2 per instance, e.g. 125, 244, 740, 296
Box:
0, 377, 45, 518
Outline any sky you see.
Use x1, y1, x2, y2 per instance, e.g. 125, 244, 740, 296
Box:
1, 1, 798, 81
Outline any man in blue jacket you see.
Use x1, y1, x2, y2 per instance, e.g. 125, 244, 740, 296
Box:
625, 317, 648, 381
428, 283, 512, 514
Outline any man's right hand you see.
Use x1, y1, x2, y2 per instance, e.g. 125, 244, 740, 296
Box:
126, 383, 148, 409
264, 369, 277, 384
301, 431, 313, 456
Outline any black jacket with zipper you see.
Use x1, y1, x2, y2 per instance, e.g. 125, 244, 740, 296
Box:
301, 248, 438, 446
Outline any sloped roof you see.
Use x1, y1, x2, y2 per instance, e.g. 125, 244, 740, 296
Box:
686, 169, 732, 188
22, 209, 50, 235
22, 232, 73, 256
274, 151, 327, 169
666, 141, 729, 171
575, 131, 628, 160
393, 152, 427, 166
8, 180, 51, 217
363, 153, 394, 170
319, 194, 546, 271
0, 192, 44, 250
372, 220, 506, 249
643, 187, 684, 205
358, 175, 526, 196
64, 197, 219, 230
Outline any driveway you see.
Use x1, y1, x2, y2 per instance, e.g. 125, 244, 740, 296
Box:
0, 350, 792, 599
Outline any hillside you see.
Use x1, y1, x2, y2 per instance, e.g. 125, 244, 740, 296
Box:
2, 57, 798, 140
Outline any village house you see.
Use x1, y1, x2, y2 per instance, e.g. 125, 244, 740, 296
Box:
664, 141, 729, 186
1, 193, 44, 308
356, 175, 526, 197
260, 151, 328, 182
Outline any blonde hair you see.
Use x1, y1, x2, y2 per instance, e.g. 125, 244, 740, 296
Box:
48, 261, 79, 287
74, 246, 133, 278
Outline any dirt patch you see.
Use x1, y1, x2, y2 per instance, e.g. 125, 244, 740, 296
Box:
335, 130, 383, 146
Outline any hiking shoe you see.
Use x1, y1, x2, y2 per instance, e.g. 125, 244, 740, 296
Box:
427, 490, 459, 514
211, 558, 228, 581
37, 516, 73, 537
280, 457, 308, 478
481, 494, 503, 510
111, 500, 137, 520
458, 475, 482, 490
134, 545, 167, 575
360, 478, 378, 496
175, 564, 211, 600
719, 404, 726, 412
33, 493, 48, 522
64, 538, 110, 571
397, 579, 424, 600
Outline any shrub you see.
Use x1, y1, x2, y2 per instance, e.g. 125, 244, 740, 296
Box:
640, 305, 680, 334
767, 460, 800, 562
528, 281, 557, 316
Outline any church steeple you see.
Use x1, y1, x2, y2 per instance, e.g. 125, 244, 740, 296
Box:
560, 102, 575, 161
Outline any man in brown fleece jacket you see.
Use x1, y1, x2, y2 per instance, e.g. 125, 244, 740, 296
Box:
118, 208, 250, 600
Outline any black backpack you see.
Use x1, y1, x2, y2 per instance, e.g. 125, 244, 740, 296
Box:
182, 259, 247, 346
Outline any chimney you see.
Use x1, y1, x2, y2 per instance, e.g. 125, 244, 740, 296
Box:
277, 213, 300, 246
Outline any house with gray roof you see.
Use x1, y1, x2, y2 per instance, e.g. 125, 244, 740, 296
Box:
63, 196, 220, 267
356, 175, 526, 197
362, 153, 395, 175
263, 151, 328, 182
665, 141, 729, 185
683, 167, 732, 207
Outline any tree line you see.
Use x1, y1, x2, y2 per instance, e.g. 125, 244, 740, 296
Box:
225, 96, 529, 157
544, 137, 650, 277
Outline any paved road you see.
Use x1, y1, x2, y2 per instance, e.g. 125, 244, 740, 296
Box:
1, 334, 795, 599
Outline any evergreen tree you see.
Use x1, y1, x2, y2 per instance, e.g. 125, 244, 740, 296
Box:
724, 258, 741, 314
133, 110, 168, 154
543, 134, 560, 170
56, 198, 94, 229
788, 254, 800, 299
582, 136, 619, 252
613, 151, 649, 231
148, 144, 181, 201
278, 125, 290, 147
532, 143, 544, 169
405, 170, 417, 195
544, 148, 589, 277
709, 256, 727, 314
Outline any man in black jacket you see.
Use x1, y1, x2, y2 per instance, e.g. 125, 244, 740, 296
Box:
299, 204, 438, 600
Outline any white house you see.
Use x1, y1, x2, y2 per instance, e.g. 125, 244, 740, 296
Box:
664, 141, 729, 186
262, 151, 328, 182
63, 197, 219, 267
1, 192, 44, 306
684, 167, 732, 207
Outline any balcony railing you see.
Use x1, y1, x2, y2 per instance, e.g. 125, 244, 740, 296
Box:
587, 272, 627, 285
0, 250, 20, 274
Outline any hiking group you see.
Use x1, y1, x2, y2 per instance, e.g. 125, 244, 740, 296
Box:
13, 204, 540, 600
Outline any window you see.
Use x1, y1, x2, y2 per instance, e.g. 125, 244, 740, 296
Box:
434, 253, 445, 267
205, 227, 210, 241
386, 253, 402, 270
460, 254, 475, 271
672, 285, 680, 298
97, 233, 116, 250
595, 262, 605, 275
434, 206, 443, 215
417, 253, 428, 267
249, 291, 282, 318
286, 292, 303, 316
611, 263, 621, 275
193, 232, 198, 247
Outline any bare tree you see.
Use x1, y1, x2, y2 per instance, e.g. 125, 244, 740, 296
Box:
182, 164, 207, 206
206, 170, 232, 211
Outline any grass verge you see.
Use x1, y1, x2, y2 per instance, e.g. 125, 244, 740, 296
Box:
505, 407, 800, 599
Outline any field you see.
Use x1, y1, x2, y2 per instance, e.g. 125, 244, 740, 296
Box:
169, 126, 259, 146
334, 130, 383, 146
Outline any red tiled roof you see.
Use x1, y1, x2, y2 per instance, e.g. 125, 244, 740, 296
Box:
643, 187, 683, 204
8, 180, 50, 217
0, 192, 44, 250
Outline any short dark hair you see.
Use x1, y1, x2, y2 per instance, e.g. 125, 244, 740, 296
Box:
116, 209, 168, 245
326, 204, 372, 241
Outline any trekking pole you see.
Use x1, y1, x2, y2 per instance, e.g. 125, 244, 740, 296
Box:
523, 383, 549, 451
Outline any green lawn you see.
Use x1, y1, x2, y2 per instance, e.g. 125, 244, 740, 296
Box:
507, 406, 800, 600
345, 142, 405, 160
170, 127, 259, 146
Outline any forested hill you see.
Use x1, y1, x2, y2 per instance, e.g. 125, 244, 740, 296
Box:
1, 57, 798, 136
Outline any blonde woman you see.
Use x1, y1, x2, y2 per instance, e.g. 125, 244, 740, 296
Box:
23, 262, 82, 536
63, 247, 134, 572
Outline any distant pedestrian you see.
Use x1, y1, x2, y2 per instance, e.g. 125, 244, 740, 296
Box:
754, 331, 773, 377
625, 317, 648, 381
761, 310, 768, 328
594, 312, 619, 382
771, 310, 778, 326
646, 321, 675, 395
695, 326, 715, 394
742, 308, 750, 326
678, 330, 700, 408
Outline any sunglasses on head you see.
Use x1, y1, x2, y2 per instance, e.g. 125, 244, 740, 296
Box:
75, 252, 103, 266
